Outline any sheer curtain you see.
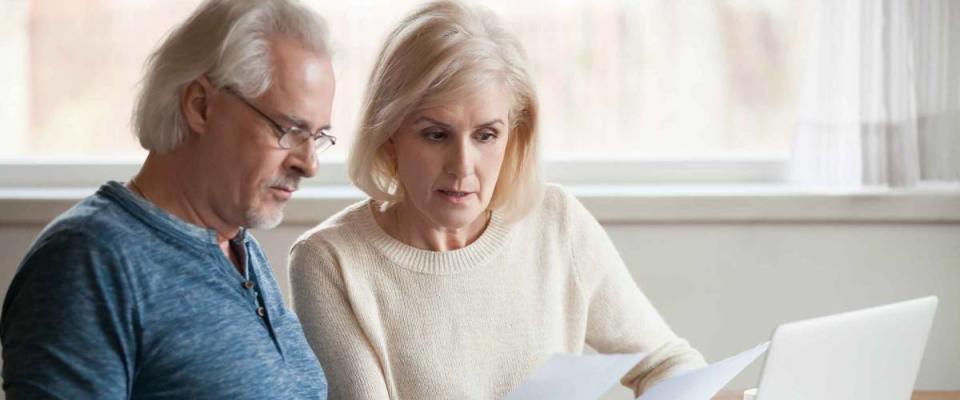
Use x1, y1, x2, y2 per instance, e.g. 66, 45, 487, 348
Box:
790, 0, 960, 189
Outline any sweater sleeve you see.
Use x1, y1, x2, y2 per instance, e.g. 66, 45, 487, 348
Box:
288, 236, 391, 400
557, 187, 707, 396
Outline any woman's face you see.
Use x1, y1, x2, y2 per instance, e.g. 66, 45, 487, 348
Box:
388, 85, 512, 231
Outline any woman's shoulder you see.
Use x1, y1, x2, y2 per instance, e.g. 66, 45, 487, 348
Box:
508, 183, 592, 239
293, 199, 373, 252
542, 182, 573, 205
536, 183, 588, 221
523, 183, 604, 242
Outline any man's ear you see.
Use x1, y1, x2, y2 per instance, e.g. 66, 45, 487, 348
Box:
181, 77, 214, 135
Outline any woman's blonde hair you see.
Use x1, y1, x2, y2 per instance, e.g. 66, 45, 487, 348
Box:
349, 0, 543, 223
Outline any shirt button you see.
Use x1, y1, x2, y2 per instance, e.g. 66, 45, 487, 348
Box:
243, 280, 255, 289
256, 307, 266, 317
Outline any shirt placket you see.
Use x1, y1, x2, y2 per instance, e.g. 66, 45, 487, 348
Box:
236, 239, 286, 358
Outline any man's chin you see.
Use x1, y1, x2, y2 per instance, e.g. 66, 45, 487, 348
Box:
245, 207, 284, 230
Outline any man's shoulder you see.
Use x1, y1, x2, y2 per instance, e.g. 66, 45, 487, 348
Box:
17, 191, 148, 275
40, 191, 142, 247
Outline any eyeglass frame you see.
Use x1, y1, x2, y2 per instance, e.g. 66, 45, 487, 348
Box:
222, 86, 336, 153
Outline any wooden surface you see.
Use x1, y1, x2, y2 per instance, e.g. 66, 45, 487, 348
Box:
713, 390, 960, 399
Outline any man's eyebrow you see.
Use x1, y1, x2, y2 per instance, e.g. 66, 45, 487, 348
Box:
279, 114, 311, 131
280, 113, 331, 134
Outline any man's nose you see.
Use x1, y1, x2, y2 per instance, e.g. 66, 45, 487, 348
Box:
287, 142, 318, 178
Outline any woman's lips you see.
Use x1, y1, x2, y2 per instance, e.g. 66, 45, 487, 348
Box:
438, 189, 473, 204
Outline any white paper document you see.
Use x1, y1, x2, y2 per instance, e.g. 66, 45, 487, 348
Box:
504, 352, 645, 400
637, 342, 770, 400
505, 342, 768, 400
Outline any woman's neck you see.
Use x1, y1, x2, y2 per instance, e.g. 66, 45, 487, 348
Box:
373, 202, 490, 252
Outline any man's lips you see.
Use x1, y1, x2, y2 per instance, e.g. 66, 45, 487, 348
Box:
270, 186, 295, 200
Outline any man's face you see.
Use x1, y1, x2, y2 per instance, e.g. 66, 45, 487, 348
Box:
201, 35, 335, 229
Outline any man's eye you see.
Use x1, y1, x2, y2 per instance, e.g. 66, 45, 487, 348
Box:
290, 128, 312, 138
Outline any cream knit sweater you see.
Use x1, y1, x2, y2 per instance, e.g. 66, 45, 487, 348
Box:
289, 184, 706, 400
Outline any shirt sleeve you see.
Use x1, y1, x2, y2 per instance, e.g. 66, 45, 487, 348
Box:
1, 230, 138, 399
288, 237, 391, 400
558, 187, 707, 396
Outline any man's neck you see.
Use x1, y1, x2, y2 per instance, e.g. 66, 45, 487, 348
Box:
132, 152, 241, 244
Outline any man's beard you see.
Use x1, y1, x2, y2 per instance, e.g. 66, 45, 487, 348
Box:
244, 175, 298, 230
245, 204, 285, 229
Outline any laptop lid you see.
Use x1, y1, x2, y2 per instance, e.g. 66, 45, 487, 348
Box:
755, 296, 938, 400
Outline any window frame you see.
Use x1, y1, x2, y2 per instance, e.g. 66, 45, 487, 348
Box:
3, 157, 960, 227
0, 156, 786, 190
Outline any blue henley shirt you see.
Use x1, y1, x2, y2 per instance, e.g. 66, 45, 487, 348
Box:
1, 181, 327, 399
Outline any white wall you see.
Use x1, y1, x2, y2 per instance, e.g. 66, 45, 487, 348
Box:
0, 191, 958, 398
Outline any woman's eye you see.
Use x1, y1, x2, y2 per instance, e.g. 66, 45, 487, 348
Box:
423, 130, 447, 141
476, 131, 498, 142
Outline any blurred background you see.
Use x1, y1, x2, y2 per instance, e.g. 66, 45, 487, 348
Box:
1, 0, 805, 160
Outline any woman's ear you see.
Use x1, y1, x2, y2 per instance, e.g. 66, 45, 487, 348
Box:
181, 77, 215, 135
382, 138, 400, 175
384, 137, 397, 160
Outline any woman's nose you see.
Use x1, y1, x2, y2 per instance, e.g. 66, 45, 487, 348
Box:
444, 139, 473, 177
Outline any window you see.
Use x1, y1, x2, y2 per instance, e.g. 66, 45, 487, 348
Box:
1, 0, 807, 184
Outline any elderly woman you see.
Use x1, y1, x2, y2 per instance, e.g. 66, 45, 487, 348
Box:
289, 1, 706, 399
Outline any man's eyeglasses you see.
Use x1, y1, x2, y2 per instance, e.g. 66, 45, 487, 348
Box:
223, 87, 335, 154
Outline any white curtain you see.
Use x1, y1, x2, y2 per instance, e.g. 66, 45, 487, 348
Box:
790, 0, 960, 189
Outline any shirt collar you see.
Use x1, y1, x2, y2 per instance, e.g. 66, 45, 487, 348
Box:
101, 180, 251, 246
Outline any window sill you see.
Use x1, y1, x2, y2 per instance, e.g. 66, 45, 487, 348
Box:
1, 184, 958, 225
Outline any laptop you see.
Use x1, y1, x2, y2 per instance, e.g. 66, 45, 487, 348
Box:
752, 296, 939, 400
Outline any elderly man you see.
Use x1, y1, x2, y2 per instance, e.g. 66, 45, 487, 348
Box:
1, 1, 333, 398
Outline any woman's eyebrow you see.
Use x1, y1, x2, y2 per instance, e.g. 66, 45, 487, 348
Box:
476, 119, 505, 128
415, 116, 504, 129
414, 116, 451, 129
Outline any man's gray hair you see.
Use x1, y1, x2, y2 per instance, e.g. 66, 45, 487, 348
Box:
132, 0, 331, 153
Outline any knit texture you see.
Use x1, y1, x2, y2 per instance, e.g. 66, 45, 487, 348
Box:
289, 184, 705, 399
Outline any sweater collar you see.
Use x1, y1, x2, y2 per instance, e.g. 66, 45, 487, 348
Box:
356, 200, 512, 275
